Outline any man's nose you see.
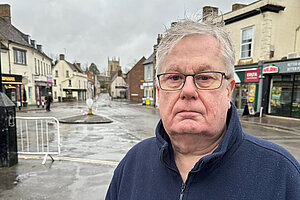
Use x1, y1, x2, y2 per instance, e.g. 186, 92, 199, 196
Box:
180, 76, 198, 99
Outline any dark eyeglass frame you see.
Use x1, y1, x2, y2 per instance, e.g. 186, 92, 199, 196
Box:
157, 71, 228, 91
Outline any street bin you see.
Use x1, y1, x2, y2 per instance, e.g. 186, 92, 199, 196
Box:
0, 92, 18, 167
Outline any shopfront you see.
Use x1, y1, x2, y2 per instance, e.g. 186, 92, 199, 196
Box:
1, 74, 23, 106
234, 68, 260, 113
262, 59, 300, 118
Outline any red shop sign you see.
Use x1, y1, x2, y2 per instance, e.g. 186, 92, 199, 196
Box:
245, 69, 259, 83
263, 65, 279, 74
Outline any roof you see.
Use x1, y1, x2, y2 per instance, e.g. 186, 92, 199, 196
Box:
0, 18, 31, 47
0, 17, 52, 60
66, 61, 83, 73
143, 53, 154, 65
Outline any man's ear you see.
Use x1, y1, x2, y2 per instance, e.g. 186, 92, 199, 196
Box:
226, 79, 235, 103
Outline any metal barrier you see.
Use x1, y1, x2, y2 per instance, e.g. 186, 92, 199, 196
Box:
16, 116, 61, 164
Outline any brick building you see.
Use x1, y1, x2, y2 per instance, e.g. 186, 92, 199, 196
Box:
126, 57, 146, 102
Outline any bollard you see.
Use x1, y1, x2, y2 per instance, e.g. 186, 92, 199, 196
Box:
260, 107, 263, 118
0, 92, 18, 167
86, 99, 93, 115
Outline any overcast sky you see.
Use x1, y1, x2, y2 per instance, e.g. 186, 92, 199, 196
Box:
2, 0, 255, 74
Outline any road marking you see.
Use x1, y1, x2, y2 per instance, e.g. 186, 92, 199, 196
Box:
18, 155, 119, 166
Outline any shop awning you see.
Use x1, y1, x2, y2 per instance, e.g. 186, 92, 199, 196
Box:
234, 72, 241, 83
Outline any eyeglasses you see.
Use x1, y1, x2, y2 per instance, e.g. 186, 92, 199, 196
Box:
157, 71, 228, 91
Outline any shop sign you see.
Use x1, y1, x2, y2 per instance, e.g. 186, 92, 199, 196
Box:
245, 69, 259, 82
2, 74, 22, 83
263, 66, 279, 74
47, 74, 52, 83
34, 75, 41, 81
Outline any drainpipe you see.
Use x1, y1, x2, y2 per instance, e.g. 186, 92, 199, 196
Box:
8, 41, 11, 74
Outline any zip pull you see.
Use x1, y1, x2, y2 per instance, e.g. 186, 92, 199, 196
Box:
179, 183, 186, 200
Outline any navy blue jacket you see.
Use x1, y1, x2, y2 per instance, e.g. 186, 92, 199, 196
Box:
106, 105, 300, 199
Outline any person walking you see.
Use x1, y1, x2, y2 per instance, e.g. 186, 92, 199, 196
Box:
45, 92, 53, 111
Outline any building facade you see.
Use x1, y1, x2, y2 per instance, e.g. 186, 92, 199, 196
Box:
143, 53, 154, 105
52, 54, 87, 102
209, 0, 300, 117
126, 56, 146, 102
110, 71, 126, 99
0, 4, 52, 106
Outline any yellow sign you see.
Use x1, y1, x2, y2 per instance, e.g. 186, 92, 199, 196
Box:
249, 97, 255, 102
2, 76, 15, 81
140, 80, 144, 82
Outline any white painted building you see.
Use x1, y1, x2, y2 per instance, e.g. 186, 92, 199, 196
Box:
143, 53, 154, 105
52, 54, 87, 102
0, 4, 52, 106
110, 72, 126, 98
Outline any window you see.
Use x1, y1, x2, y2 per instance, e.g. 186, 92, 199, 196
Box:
41, 62, 43, 75
55, 70, 58, 77
54, 91, 57, 99
240, 26, 254, 58
66, 70, 69, 77
13, 48, 27, 65
35, 58, 37, 74
54, 79, 56, 86
38, 60, 40, 74
79, 80, 80, 88
69, 80, 72, 87
44, 63, 46, 75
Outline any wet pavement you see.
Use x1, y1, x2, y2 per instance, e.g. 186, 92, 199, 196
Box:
1, 93, 300, 199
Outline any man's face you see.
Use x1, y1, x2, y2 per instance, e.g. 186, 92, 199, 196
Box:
157, 34, 235, 139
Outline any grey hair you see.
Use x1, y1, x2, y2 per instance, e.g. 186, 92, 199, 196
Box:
155, 19, 235, 79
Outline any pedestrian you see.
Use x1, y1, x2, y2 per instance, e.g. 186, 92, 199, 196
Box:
105, 19, 300, 199
45, 92, 53, 111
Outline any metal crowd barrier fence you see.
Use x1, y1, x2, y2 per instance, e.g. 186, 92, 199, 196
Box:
16, 116, 61, 164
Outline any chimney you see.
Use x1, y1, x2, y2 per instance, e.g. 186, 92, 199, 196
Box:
36, 44, 42, 52
30, 39, 36, 48
202, 6, 219, 22
118, 70, 122, 76
157, 34, 162, 45
74, 63, 81, 68
0, 4, 11, 24
59, 54, 65, 60
232, 3, 247, 11
23, 34, 30, 44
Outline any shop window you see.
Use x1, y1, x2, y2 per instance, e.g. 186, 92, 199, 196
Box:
292, 75, 300, 118
240, 26, 253, 59
13, 48, 27, 65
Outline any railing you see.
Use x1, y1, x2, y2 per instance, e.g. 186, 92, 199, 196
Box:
16, 116, 61, 164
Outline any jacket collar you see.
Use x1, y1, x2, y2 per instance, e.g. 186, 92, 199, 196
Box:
156, 102, 243, 172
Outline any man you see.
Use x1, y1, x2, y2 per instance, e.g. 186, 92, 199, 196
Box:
45, 92, 53, 111
106, 19, 300, 199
